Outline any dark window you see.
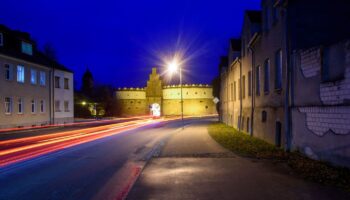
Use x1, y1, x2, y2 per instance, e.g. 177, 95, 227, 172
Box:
55, 76, 60, 88
272, 6, 278, 23
275, 122, 282, 147
322, 45, 346, 82
234, 81, 237, 101
256, 66, 261, 96
64, 78, 69, 89
248, 71, 252, 96
205, 106, 208, 109
275, 50, 282, 90
264, 59, 270, 93
4, 64, 13, 80
242, 75, 246, 99
247, 117, 250, 132
262, 111, 267, 122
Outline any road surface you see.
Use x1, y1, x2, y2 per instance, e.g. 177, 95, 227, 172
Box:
0, 116, 190, 200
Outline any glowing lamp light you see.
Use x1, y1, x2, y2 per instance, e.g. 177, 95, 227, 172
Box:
82, 101, 87, 106
167, 59, 179, 74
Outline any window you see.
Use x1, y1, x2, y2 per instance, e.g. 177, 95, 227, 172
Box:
230, 83, 233, 101
31, 99, 36, 113
262, 111, 267, 122
256, 66, 261, 96
17, 65, 25, 83
275, 50, 282, 90
64, 101, 70, 111
39, 71, 46, 86
321, 45, 346, 82
242, 75, 246, 99
5, 64, 13, 80
55, 101, 60, 112
30, 69, 37, 84
272, 6, 279, 23
21, 41, 33, 55
18, 98, 23, 114
234, 81, 237, 101
264, 59, 270, 93
64, 78, 69, 89
40, 100, 45, 113
55, 76, 60, 88
248, 71, 252, 96
5, 97, 12, 114
0, 33, 3, 46
238, 78, 241, 99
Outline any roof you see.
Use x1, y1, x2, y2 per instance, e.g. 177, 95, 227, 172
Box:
246, 10, 262, 24
0, 24, 72, 73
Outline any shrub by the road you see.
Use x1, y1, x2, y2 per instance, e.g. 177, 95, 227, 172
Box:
208, 122, 350, 191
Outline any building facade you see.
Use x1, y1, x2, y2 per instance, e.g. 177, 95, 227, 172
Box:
219, 0, 350, 167
115, 68, 217, 116
0, 25, 74, 128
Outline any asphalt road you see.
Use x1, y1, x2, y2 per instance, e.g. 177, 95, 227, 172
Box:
0, 117, 188, 200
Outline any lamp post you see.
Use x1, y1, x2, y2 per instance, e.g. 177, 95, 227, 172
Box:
168, 60, 184, 128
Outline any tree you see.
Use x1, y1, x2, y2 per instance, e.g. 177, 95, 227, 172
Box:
81, 69, 94, 98
212, 75, 221, 114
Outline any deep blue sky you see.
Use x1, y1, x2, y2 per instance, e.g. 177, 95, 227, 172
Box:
1, 0, 260, 89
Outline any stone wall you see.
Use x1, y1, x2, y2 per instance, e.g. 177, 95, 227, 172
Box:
294, 40, 350, 167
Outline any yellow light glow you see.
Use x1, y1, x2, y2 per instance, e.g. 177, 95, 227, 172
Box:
168, 59, 179, 74
82, 101, 86, 106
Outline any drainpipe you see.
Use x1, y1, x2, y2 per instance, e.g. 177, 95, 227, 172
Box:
249, 46, 255, 137
49, 68, 52, 124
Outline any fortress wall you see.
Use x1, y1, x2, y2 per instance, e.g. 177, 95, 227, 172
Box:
115, 89, 146, 100
163, 99, 216, 116
162, 86, 213, 100
115, 99, 148, 116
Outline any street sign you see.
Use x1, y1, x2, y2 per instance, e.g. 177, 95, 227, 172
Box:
213, 97, 220, 104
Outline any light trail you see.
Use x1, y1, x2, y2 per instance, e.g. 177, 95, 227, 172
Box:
0, 118, 164, 168
0, 115, 152, 133
0, 115, 217, 168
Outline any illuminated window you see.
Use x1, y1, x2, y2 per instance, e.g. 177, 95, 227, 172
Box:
17, 65, 25, 83
31, 99, 36, 113
21, 41, 33, 55
18, 98, 23, 114
5, 64, 13, 80
39, 71, 46, 86
30, 69, 37, 84
5, 97, 12, 114
40, 100, 45, 113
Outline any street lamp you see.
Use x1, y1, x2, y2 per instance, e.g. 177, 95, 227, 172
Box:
167, 59, 184, 128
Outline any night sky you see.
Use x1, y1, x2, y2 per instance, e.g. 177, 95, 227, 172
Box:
1, 0, 260, 89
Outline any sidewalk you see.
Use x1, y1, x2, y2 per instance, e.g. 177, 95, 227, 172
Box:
127, 118, 350, 200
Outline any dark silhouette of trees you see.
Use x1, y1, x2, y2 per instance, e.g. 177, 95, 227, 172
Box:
81, 69, 94, 98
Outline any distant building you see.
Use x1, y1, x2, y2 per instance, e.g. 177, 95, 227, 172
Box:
219, 0, 350, 167
0, 25, 74, 128
115, 68, 217, 116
